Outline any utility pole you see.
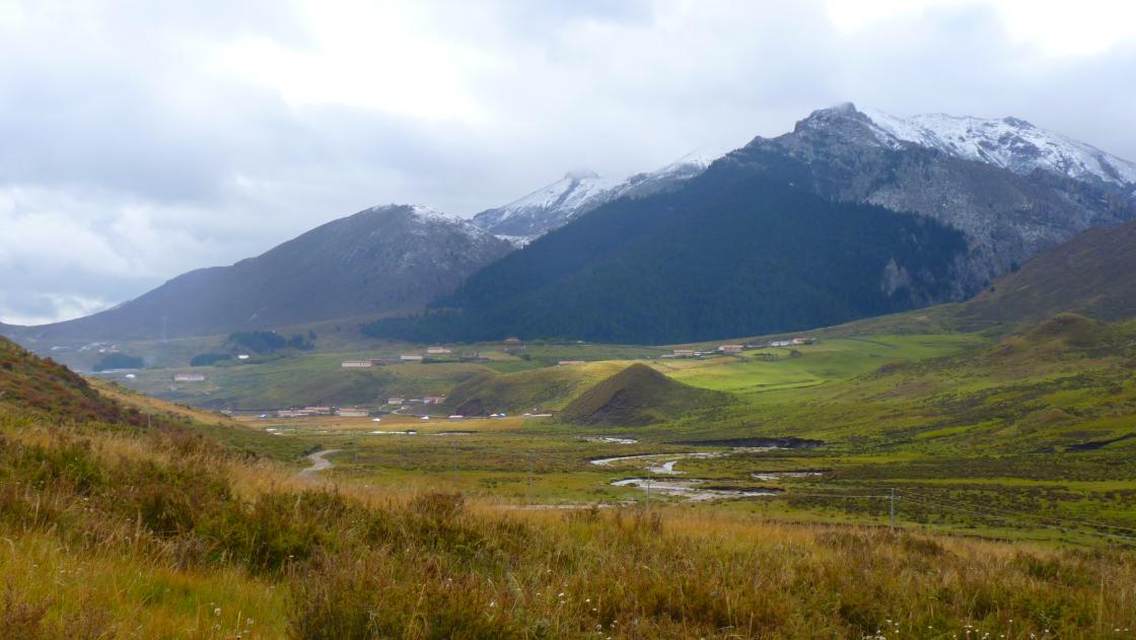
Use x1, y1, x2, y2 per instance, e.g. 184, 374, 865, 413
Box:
645, 466, 652, 506
889, 488, 897, 530
527, 449, 534, 505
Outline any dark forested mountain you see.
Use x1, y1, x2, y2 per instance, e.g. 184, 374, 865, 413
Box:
956, 218, 1136, 329
366, 173, 968, 344
9, 205, 513, 341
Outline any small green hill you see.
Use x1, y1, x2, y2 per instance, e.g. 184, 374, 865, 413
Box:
444, 361, 627, 415
558, 363, 731, 426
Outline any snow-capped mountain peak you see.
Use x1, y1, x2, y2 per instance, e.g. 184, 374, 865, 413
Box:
471, 151, 721, 240
856, 106, 1136, 187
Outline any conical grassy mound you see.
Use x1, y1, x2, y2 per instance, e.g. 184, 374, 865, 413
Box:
558, 363, 730, 426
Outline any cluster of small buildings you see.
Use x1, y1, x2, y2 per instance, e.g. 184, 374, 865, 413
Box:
341, 346, 477, 369
660, 337, 817, 360
760, 337, 816, 348
503, 337, 526, 354
173, 373, 206, 382
275, 405, 332, 418
386, 396, 447, 406
273, 405, 371, 418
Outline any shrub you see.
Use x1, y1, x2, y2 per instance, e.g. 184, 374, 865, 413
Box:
92, 353, 143, 371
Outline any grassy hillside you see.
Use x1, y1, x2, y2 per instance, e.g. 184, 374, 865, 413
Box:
958, 219, 1136, 329
3, 336, 1136, 637
559, 363, 731, 426
444, 360, 629, 415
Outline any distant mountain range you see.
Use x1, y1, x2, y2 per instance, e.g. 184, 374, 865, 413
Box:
367, 104, 1136, 343
11, 205, 512, 341
7, 103, 1135, 346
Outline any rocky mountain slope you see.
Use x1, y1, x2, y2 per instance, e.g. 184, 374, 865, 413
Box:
723, 104, 1136, 295
10, 205, 513, 341
471, 153, 712, 240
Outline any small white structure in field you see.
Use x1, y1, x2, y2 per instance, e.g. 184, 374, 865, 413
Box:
558, 360, 585, 366
426, 346, 452, 355
399, 354, 424, 362
341, 360, 373, 368
237, 354, 251, 360
173, 373, 205, 382
448, 415, 464, 420
387, 397, 404, 405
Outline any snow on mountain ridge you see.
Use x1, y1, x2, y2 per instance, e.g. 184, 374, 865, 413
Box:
859, 107, 1136, 187
472, 152, 718, 239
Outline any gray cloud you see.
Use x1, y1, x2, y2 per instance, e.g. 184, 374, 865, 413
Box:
1, 0, 1133, 324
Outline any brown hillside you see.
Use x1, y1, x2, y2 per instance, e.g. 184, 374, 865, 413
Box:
958, 220, 1136, 329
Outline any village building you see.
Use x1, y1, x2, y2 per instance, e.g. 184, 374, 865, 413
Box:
173, 373, 205, 382
422, 396, 446, 405
426, 346, 452, 355
387, 397, 405, 405
718, 344, 744, 354
336, 408, 369, 417
672, 348, 695, 358
303, 406, 332, 415
399, 354, 424, 362
341, 360, 373, 368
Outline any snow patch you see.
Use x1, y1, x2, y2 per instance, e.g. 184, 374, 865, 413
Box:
860, 107, 1136, 186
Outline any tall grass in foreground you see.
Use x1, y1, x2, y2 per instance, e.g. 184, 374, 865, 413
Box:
1, 411, 1134, 639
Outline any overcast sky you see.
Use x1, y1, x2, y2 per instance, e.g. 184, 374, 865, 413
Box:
2, 0, 1134, 325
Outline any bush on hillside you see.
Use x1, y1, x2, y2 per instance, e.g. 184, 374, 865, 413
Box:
92, 353, 143, 371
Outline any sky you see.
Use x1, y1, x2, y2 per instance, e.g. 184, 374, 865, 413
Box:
1, 0, 1134, 325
